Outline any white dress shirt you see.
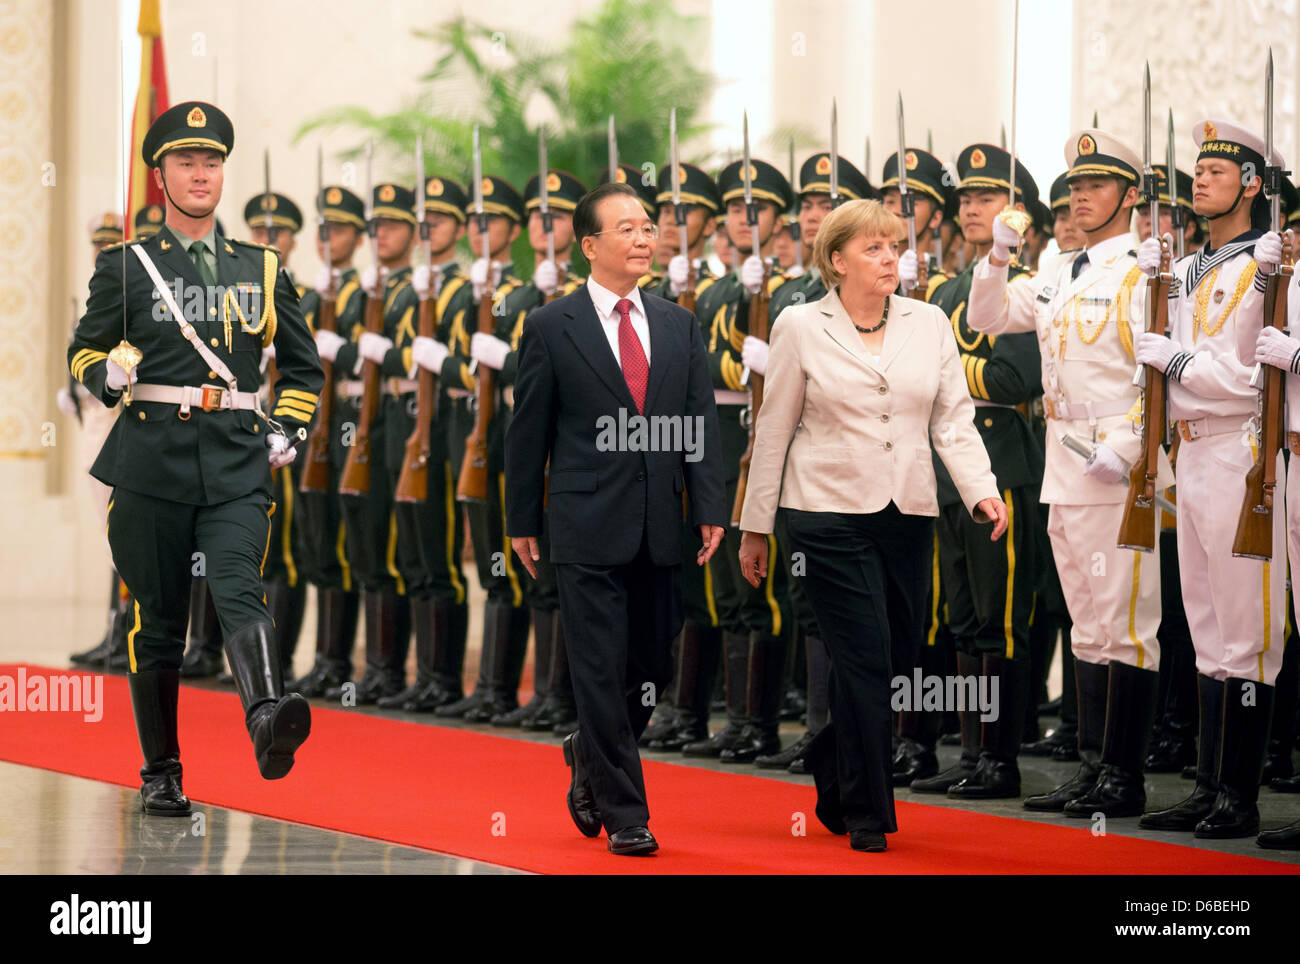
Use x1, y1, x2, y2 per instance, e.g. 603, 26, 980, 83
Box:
587, 275, 651, 367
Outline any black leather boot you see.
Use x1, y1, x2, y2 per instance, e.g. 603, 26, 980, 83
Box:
683, 631, 749, 757
328, 589, 406, 704
465, 604, 527, 722
180, 577, 225, 678
437, 600, 505, 719
1257, 818, 1300, 849
893, 641, 941, 786
649, 621, 716, 750
1025, 657, 1107, 811
529, 611, 577, 730
1195, 678, 1273, 838
379, 596, 438, 708
71, 570, 125, 666
1065, 662, 1159, 818
756, 729, 817, 770
789, 634, 831, 773
722, 632, 786, 763
493, 608, 554, 727
127, 668, 191, 815
640, 629, 682, 747
949, 653, 1028, 799
1262, 633, 1297, 784
225, 621, 310, 779
405, 597, 466, 711
1140, 674, 1225, 830
289, 587, 358, 697
263, 575, 307, 678
912, 652, 982, 792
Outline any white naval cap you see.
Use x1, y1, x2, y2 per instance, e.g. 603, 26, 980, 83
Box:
1063, 129, 1141, 184
1194, 118, 1284, 172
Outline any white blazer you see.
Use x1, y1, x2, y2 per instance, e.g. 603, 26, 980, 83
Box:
738, 287, 1000, 533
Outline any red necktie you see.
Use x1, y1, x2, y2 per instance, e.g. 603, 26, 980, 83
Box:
616, 298, 648, 414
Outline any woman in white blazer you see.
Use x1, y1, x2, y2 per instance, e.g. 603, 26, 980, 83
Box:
737, 199, 1006, 852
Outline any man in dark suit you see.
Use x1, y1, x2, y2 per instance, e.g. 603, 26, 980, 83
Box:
506, 182, 727, 855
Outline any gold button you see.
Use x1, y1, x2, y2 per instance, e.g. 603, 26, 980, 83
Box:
210, 307, 216, 317
253, 424, 260, 433
210, 338, 219, 347
984, 417, 993, 427
137, 411, 146, 420
208, 370, 217, 379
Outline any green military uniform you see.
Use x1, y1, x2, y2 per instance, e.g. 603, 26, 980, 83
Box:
69, 101, 323, 813
912, 143, 1044, 800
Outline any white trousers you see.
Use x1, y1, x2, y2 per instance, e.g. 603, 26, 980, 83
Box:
1047, 500, 1161, 670
1175, 433, 1285, 684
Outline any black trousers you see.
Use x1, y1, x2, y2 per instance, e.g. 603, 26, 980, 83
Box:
555, 534, 682, 833
783, 504, 932, 834
107, 486, 275, 672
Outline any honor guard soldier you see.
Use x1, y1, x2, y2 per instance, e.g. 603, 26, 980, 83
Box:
67, 213, 131, 671
314, 182, 419, 704
649, 162, 720, 304
882, 147, 952, 302
133, 203, 165, 241
291, 185, 367, 697
968, 129, 1169, 817
1134, 119, 1286, 838
908, 143, 1043, 799
68, 102, 323, 813
681, 157, 794, 763
437, 175, 533, 722
465, 169, 586, 728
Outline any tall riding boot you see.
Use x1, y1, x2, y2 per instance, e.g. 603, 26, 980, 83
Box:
892, 639, 944, 785
912, 651, 983, 792
1195, 678, 1274, 838
180, 577, 225, 678
289, 587, 357, 697
771, 634, 831, 774
949, 653, 1028, 798
266, 577, 307, 678
493, 608, 554, 727
529, 610, 577, 731
640, 630, 683, 747
722, 632, 786, 762
71, 570, 124, 665
127, 669, 190, 815
651, 621, 718, 749
1148, 615, 1198, 772
1263, 633, 1297, 783
379, 596, 436, 708
437, 600, 505, 718
1064, 662, 1160, 817
225, 621, 311, 779
404, 597, 463, 711
327, 588, 400, 704
683, 631, 749, 757
1140, 674, 1225, 830
781, 631, 807, 721
1025, 657, 1108, 810
466, 605, 528, 722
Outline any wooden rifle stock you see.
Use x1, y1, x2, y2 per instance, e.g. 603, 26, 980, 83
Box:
731, 262, 770, 525
338, 288, 384, 496
1117, 237, 1171, 551
1232, 231, 1292, 560
910, 249, 931, 301
457, 276, 495, 502
299, 284, 337, 494
395, 292, 438, 504
679, 260, 697, 314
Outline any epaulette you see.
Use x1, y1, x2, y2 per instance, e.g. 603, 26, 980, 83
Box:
98, 239, 140, 254
228, 237, 279, 255
638, 270, 663, 287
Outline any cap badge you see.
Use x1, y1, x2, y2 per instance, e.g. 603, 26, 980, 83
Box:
904, 150, 919, 171
426, 178, 443, 197
325, 187, 342, 205
482, 178, 494, 196
186, 106, 206, 128
378, 185, 396, 203
815, 156, 832, 176
1204, 121, 1218, 142
1077, 134, 1096, 156
548, 171, 563, 191
970, 148, 987, 169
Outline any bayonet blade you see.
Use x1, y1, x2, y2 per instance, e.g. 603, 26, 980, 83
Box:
864, 135, 871, 180
364, 139, 374, 233
607, 114, 618, 178
263, 148, 273, 234
742, 110, 753, 208
1008, 0, 1019, 211
926, 128, 933, 153
897, 91, 918, 278
830, 98, 839, 204
1142, 63, 1151, 170
670, 108, 682, 207
538, 126, 549, 215
415, 133, 426, 223
472, 126, 483, 216
788, 137, 795, 192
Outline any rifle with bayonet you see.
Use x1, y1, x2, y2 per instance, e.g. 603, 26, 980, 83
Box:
457, 126, 493, 503
339, 140, 383, 497
670, 108, 696, 313
301, 145, 336, 495
788, 137, 803, 275
897, 92, 929, 298
1118, 63, 1171, 552
396, 134, 437, 504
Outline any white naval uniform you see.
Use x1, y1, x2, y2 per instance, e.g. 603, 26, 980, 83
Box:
1166, 231, 1284, 685
969, 233, 1170, 671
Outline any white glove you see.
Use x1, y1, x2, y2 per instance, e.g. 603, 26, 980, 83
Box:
1254, 230, 1283, 275
358, 331, 393, 364
741, 255, 765, 295
262, 345, 276, 366
314, 329, 346, 363
412, 336, 450, 374
533, 259, 559, 297
1137, 236, 1164, 276
1135, 331, 1190, 378
471, 259, 502, 302
1255, 325, 1300, 373
784, 263, 806, 279
1083, 443, 1130, 485
470, 332, 510, 371
668, 255, 691, 296
56, 387, 78, 417
413, 263, 432, 301
361, 264, 383, 299
742, 336, 770, 376
990, 216, 1022, 264
105, 357, 138, 392
267, 433, 297, 470
314, 266, 340, 297
898, 249, 918, 289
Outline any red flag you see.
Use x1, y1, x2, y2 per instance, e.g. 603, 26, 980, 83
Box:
127, 0, 169, 237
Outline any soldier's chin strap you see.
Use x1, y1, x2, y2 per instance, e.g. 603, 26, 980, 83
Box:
158, 162, 214, 221
1203, 182, 1248, 221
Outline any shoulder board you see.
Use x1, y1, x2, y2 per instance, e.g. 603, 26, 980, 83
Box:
229, 237, 278, 254
638, 271, 663, 286
924, 272, 948, 299
98, 240, 141, 254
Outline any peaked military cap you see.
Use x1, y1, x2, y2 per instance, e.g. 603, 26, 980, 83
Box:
956, 143, 1038, 205
91, 212, 123, 245
597, 165, 655, 216
718, 158, 793, 214
798, 152, 876, 201
1048, 172, 1071, 211
1065, 128, 1141, 184
527, 169, 589, 214
243, 192, 303, 233
1194, 118, 1282, 177
466, 176, 525, 223
134, 203, 165, 239
318, 185, 365, 229
421, 176, 469, 223
1143, 165, 1195, 213
371, 183, 416, 225
656, 161, 722, 214
881, 148, 952, 210
141, 101, 233, 167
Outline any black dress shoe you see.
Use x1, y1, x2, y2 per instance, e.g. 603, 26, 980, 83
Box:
1050, 742, 1081, 762
1194, 788, 1260, 839
1062, 764, 1146, 818
1023, 761, 1100, 812
1138, 785, 1218, 831
891, 739, 938, 787
719, 725, 780, 763
910, 755, 977, 793
1145, 735, 1197, 773
1257, 819, 1300, 849
649, 721, 709, 751
607, 826, 658, 856
404, 681, 461, 713
947, 756, 1021, 799
682, 723, 746, 758
562, 733, 601, 838
849, 830, 886, 852
755, 731, 815, 769
1270, 772, 1300, 793
1021, 727, 1077, 757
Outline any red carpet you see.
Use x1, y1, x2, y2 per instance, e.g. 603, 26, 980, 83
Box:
1, 663, 1294, 875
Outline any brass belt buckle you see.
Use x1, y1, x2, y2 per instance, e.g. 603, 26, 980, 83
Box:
200, 385, 225, 411
1177, 420, 1192, 442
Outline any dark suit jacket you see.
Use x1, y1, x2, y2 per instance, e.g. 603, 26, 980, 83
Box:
505, 282, 726, 567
